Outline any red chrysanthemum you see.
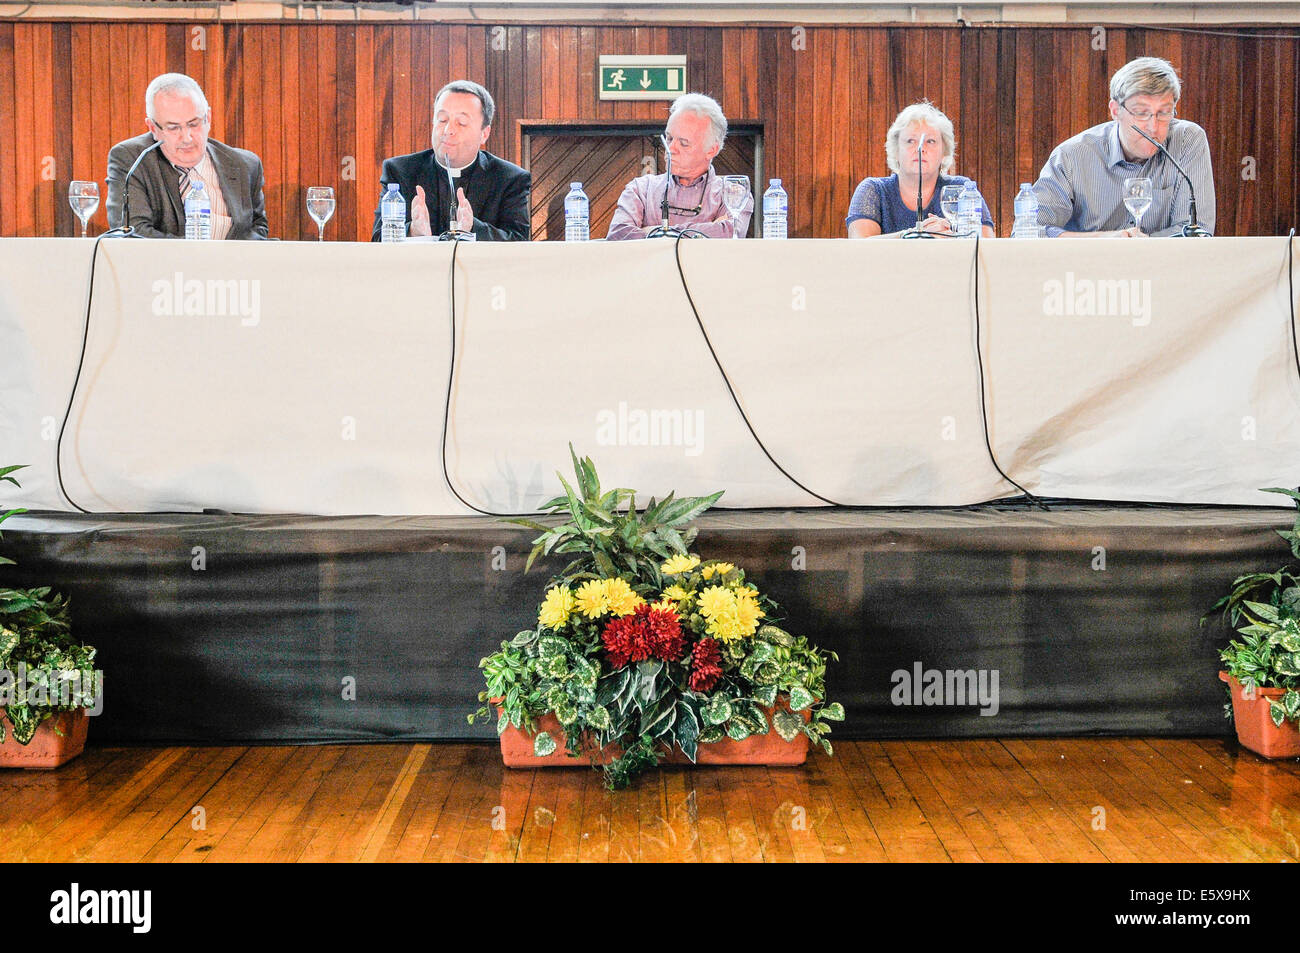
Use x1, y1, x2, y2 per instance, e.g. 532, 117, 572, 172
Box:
601, 605, 685, 668
688, 637, 723, 692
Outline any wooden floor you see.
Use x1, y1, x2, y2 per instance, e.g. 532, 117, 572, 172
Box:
2, 738, 1297, 862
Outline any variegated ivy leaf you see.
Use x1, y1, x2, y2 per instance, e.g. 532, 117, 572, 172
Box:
702, 695, 733, 726
537, 635, 570, 658
699, 726, 725, 744
819, 739, 833, 756
754, 661, 781, 686
757, 625, 794, 647
554, 698, 578, 726
1273, 653, 1300, 677
1286, 690, 1300, 720
1269, 699, 1288, 728
773, 708, 805, 742
1283, 587, 1300, 610
545, 655, 569, 679
572, 656, 599, 690
726, 719, 753, 741
787, 686, 815, 712
1276, 628, 1300, 654
0, 625, 17, 667
510, 630, 536, 647
819, 702, 846, 721
752, 684, 778, 707
587, 705, 611, 730
533, 731, 557, 757
497, 712, 509, 736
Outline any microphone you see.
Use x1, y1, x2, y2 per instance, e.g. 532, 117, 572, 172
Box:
109, 139, 163, 237
647, 135, 685, 239
437, 150, 471, 242
901, 134, 936, 240
1129, 124, 1211, 238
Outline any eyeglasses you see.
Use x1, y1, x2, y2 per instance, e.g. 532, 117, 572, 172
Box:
1120, 102, 1176, 123
155, 117, 208, 136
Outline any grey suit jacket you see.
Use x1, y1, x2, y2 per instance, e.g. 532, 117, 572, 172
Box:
106, 133, 270, 239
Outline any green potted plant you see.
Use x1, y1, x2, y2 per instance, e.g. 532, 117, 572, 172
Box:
1205, 486, 1300, 758
0, 465, 100, 768
469, 448, 843, 788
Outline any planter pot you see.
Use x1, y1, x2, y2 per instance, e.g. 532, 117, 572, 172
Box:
1220, 672, 1300, 759
497, 700, 810, 769
0, 710, 89, 769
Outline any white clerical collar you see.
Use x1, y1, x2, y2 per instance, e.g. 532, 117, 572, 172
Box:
434, 153, 477, 176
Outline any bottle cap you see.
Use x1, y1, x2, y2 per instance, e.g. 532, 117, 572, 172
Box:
570, 182, 582, 189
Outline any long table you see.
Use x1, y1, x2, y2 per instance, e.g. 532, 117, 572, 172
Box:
2, 236, 1297, 514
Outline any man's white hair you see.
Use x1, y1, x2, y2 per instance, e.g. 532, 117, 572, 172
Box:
1110, 56, 1181, 105
145, 73, 209, 122
884, 101, 956, 175
668, 92, 728, 151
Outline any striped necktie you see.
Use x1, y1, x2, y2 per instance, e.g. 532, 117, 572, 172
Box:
177, 166, 194, 200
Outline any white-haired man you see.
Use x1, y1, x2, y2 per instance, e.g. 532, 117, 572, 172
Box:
1032, 56, 1215, 237
106, 73, 269, 239
607, 92, 753, 240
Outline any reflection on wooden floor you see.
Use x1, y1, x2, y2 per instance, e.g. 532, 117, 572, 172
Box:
2, 739, 1297, 862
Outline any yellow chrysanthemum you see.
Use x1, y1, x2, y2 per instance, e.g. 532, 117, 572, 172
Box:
700, 562, 736, 581
734, 587, 765, 637
661, 554, 701, 575
697, 585, 744, 642
662, 584, 691, 604
537, 586, 575, 630
574, 579, 609, 619
650, 598, 679, 615
604, 577, 645, 617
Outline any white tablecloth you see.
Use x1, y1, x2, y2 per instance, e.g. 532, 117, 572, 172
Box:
2, 236, 1297, 514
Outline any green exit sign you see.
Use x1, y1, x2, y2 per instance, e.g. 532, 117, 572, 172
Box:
599, 55, 688, 101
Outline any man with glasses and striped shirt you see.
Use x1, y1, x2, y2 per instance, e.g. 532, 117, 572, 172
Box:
1031, 56, 1215, 237
107, 73, 269, 240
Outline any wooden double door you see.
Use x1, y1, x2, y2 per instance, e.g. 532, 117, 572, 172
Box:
521, 121, 763, 241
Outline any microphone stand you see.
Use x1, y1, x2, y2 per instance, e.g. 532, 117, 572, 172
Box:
106, 138, 164, 238
437, 151, 475, 242
1130, 124, 1212, 238
647, 136, 687, 239
901, 140, 936, 239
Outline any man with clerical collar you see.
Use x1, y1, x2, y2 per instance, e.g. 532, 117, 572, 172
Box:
1032, 56, 1215, 237
106, 73, 269, 239
607, 92, 753, 240
371, 80, 531, 242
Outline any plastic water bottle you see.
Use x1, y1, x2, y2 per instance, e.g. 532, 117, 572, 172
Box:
1012, 183, 1039, 238
564, 182, 589, 242
380, 184, 406, 243
957, 184, 981, 238
762, 179, 788, 239
184, 182, 211, 240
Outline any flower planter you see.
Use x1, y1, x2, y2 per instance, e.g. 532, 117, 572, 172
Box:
497, 702, 809, 769
0, 710, 89, 769
1220, 672, 1300, 759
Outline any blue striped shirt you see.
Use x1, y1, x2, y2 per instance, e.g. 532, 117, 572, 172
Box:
1032, 119, 1216, 237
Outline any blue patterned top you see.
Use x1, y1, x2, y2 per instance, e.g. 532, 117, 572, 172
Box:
846, 173, 995, 234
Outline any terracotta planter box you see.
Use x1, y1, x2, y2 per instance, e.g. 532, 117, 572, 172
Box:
1220, 671, 1300, 759
497, 701, 810, 769
0, 710, 89, 769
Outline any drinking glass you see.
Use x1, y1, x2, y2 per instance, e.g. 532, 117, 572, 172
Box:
306, 186, 335, 241
721, 175, 751, 238
1122, 177, 1153, 232
940, 184, 964, 232
69, 181, 99, 238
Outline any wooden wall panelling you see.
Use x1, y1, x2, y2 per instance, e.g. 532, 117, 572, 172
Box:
0, 22, 1297, 239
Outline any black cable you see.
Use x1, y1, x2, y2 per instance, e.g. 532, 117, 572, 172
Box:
671, 234, 842, 506
54, 231, 125, 515
437, 238, 537, 518
969, 231, 1045, 508
1288, 228, 1299, 386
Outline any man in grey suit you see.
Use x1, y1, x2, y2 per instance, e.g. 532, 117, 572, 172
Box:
107, 73, 270, 239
